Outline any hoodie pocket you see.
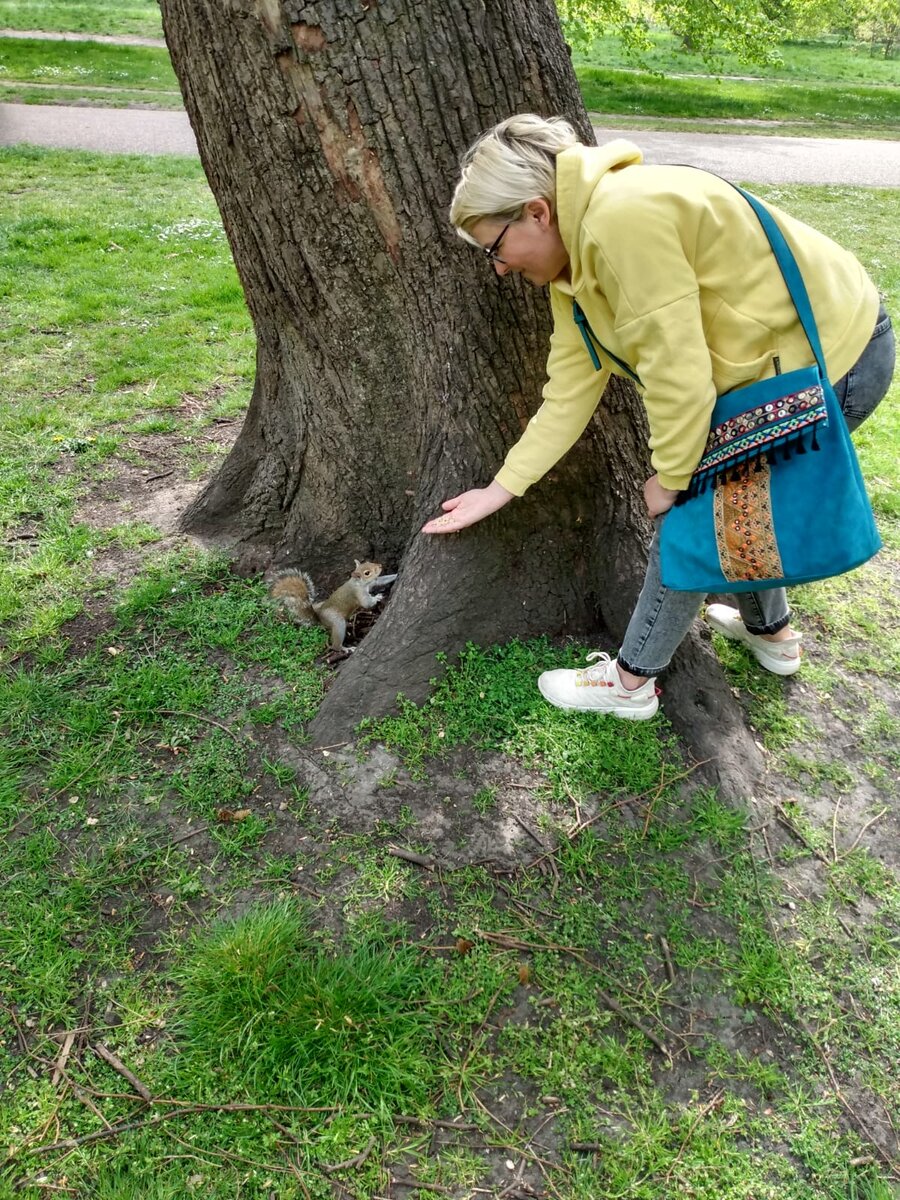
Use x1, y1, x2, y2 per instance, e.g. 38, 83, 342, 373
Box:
705, 301, 779, 388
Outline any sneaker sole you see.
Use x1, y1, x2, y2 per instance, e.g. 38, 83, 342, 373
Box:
537, 678, 659, 719
706, 612, 801, 677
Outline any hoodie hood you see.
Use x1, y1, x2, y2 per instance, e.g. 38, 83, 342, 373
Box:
555, 140, 643, 289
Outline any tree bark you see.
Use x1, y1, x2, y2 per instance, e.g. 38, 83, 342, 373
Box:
159, 0, 763, 796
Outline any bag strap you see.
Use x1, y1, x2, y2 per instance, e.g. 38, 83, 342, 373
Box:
728, 184, 828, 378
573, 299, 642, 384
571, 176, 829, 383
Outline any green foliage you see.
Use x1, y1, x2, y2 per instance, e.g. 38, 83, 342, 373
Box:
789, 0, 899, 55
558, 0, 783, 66
576, 27, 900, 81
176, 901, 441, 1111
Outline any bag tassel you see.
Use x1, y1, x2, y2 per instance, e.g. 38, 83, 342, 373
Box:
681, 418, 824, 502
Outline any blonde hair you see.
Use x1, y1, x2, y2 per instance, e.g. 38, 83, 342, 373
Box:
449, 113, 579, 243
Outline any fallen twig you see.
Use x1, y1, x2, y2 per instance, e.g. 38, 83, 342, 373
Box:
391, 1180, 453, 1195
155, 709, 241, 742
322, 1135, 377, 1174
527, 760, 707, 874
387, 845, 434, 870
798, 1018, 900, 1180
746, 836, 899, 1181
772, 801, 830, 865
2, 1003, 29, 1054
513, 814, 548, 850
830, 795, 842, 864
472, 930, 669, 1055
835, 807, 889, 862
164, 1128, 292, 1176
51, 1032, 76, 1089
92, 1043, 152, 1102
5, 1099, 351, 1165
473, 929, 581, 955
455, 986, 506, 1112
112, 825, 210, 875
659, 936, 676, 984
593, 985, 669, 1057
19, 1107, 200, 1157
393, 1115, 479, 1132
664, 1090, 724, 1183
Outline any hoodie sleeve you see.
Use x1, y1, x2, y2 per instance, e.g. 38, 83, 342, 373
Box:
494, 286, 610, 496
582, 203, 716, 491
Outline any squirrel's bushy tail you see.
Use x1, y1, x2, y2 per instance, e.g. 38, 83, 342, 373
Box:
268, 569, 316, 623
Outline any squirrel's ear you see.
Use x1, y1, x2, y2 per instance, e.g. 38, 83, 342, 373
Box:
354, 559, 361, 569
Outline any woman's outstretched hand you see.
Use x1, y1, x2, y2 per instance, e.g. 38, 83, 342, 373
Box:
421, 480, 514, 534
644, 474, 680, 518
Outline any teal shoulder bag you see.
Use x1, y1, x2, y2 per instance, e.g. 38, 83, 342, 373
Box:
575, 184, 882, 593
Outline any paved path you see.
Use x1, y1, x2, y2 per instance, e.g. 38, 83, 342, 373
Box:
0, 27, 166, 47
0, 102, 197, 155
1, 101, 898, 185
593, 125, 900, 187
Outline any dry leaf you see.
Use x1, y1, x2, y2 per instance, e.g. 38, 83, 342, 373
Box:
216, 807, 252, 823
518, 963, 530, 985
455, 938, 474, 956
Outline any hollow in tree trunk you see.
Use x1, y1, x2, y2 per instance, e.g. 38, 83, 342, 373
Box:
159, 0, 763, 795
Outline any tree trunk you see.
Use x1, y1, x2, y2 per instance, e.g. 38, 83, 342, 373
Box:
159, 0, 763, 795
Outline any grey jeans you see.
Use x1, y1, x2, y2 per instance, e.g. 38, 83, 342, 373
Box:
618, 304, 895, 677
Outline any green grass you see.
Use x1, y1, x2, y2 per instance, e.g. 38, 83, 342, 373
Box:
360, 639, 680, 797
578, 31, 900, 87
0, 80, 184, 108
578, 65, 900, 133
0, 36, 176, 94
176, 900, 443, 1111
0, 0, 163, 39
0, 148, 253, 647
1, 148, 899, 1199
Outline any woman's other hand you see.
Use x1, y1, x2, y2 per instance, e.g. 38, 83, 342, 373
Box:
644, 474, 680, 518
421, 480, 514, 534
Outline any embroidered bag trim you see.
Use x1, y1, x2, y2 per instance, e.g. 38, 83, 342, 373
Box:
681, 380, 828, 500
713, 459, 785, 582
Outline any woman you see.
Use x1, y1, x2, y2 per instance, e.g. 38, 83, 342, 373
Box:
422, 114, 895, 720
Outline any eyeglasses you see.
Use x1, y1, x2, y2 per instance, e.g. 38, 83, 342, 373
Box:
483, 223, 510, 265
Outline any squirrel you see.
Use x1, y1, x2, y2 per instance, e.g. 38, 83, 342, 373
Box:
268, 560, 397, 651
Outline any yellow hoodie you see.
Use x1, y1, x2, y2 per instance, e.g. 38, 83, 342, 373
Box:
494, 141, 879, 495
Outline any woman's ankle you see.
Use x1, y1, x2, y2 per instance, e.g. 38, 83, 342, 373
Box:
760, 627, 796, 643
616, 662, 651, 690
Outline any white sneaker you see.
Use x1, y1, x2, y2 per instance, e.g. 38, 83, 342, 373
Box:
705, 603, 802, 676
538, 652, 659, 720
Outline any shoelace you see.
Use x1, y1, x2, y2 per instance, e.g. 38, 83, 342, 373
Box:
579, 650, 614, 682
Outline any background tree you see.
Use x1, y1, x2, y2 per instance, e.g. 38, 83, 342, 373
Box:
159, 0, 763, 793
857, 0, 899, 57
555, 0, 784, 65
